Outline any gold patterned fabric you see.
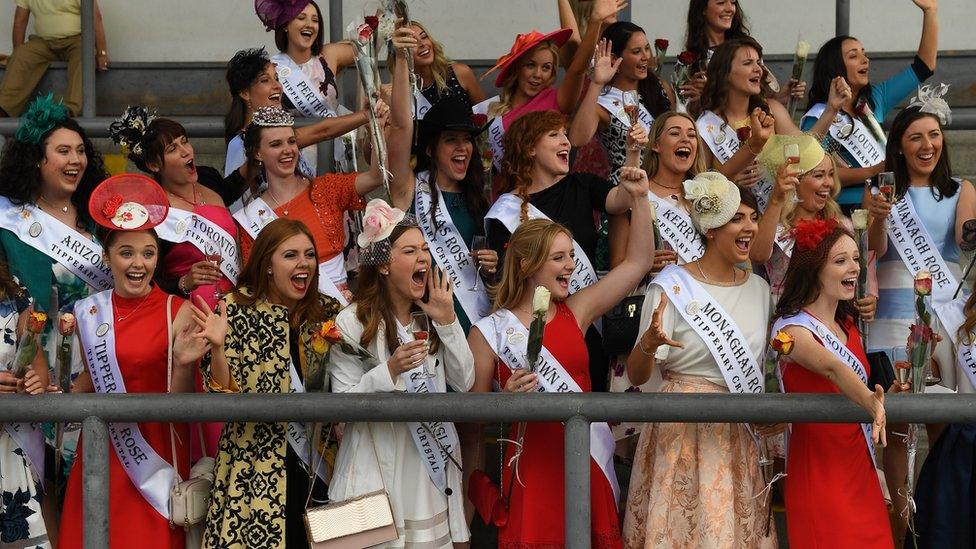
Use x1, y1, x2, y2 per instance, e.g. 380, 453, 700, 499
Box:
622, 373, 777, 549
201, 290, 341, 548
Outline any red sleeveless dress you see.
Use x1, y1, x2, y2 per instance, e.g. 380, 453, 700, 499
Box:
780, 317, 892, 548
60, 287, 188, 549
496, 302, 622, 548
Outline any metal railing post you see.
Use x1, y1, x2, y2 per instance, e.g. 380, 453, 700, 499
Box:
618, 4, 632, 22
80, 0, 96, 117
836, 0, 851, 36
564, 415, 591, 548
82, 416, 109, 549
329, 0, 343, 43
317, 140, 334, 175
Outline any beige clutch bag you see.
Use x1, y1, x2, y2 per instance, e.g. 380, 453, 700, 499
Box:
304, 490, 398, 548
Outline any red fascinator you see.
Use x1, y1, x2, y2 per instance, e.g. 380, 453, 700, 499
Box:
793, 218, 838, 252
88, 174, 169, 231
483, 28, 573, 87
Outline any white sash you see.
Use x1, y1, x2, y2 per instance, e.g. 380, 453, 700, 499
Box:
805, 103, 885, 168
886, 193, 958, 314
2, 422, 44, 485
473, 309, 619, 505
75, 291, 176, 519
696, 110, 773, 211
414, 172, 489, 323
774, 223, 795, 257
414, 89, 433, 120
224, 134, 246, 180
232, 196, 348, 305
155, 208, 241, 283
934, 298, 976, 389
596, 86, 653, 131
394, 322, 461, 493
772, 312, 875, 466
271, 52, 338, 120
473, 96, 504, 170
287, 361, 330, 483
0, 197, 112, 291
652, 265, 765, 394
647, 194, 703, 263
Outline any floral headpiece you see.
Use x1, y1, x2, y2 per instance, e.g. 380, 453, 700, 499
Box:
908, 83, 952, 126
16, 93, 69, 145
88, 174, 169, 231
793, 218, 838, 252
357, 199, 416, 266
251, 106, 294, 127
108, 105, 157, 159
683, 171, 741, 234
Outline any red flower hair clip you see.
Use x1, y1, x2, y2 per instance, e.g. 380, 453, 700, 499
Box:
101, 195, 124, 218
793, 218, 838, 252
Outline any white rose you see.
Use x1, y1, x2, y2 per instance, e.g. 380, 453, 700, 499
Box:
532, 286, 551, 315
851, 209, 869, 230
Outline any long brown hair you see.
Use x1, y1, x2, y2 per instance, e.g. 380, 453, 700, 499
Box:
491, 219, 572, 312
643, 111, 708, 178
232, 218, 329, 328
699, 37, 771, 121
500, 110, 566, 222
774, 223, 861, 324
353, 225, 441, 355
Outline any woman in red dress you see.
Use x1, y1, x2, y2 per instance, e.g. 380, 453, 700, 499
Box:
59, 175, 213, 548
468, 166, 653, 547
771, 218, 899, 548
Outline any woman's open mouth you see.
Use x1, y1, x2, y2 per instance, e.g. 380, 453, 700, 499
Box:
300, 28, 315, 39
450, 154, 468, 172
556, 150, 570, 164
675, 146, 692, 160
841, 277, 856, 292
291, 272, 309, 293
412, 267, 428, 288
556, 274, 570, 289
125, 271, 146, 284
734, 237, 751, 253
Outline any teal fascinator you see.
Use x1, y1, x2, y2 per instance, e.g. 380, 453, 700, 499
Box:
15, 93, 70, 145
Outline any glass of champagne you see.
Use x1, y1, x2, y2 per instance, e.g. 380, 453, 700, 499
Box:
469, 236, 488, 291
204, 241, 223, 302
621, 91, 641, 150
877, 171, 896, 204
892, 347, 911, 387
784, 143, 802, 204
410, 311, 435, 379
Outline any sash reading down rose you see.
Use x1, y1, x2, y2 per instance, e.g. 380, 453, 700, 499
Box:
0, 197, 112, 291
155, 208, 241, 283
75, 290, 177, 519
697, 110, 773, 211
474, 310, 619, 505
232, 196, 349, 306
414, 172, 490, 324
772, 311, 876, 466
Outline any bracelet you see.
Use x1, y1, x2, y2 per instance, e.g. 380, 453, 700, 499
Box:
744, 139, 762, 156
637, 337, 657, 356
177, 275, 190, 295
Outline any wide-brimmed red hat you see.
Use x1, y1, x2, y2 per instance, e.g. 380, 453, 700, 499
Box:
483, 28, 573, 88
88, 174, 169, 231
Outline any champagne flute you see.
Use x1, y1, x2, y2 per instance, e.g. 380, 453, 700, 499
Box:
410, 311, 435, 379
892, 346, 911, 387
469, 236, 488, 291
621, 91, 641, 150
784, 143, 802, 204
877, 172, 896, 204
204, 241, 223, 302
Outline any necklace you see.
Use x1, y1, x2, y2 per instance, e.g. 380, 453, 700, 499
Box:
38, 195, 69, 213
696, 261, 737, 285
168, 183, 200, 208
650, 178, 682, 191
265, 178, 307, 216
113, 290, 152, 323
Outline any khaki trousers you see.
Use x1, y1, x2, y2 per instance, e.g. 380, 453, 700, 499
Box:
0, 34, 82, 116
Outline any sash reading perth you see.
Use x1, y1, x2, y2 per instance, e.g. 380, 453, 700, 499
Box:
75, 291, 176, 519
287, 361, 331, 483
0, 197, 112, 291
395, 322, 461, 493
653, 265, 765, 394
697, 110, 773, 211
474, 310, 620, 505
596, 86, 654, 131
805, 103, 885, 168
232, 196, 349, 306
155, 208, 241, 283
772, 312, 876, 466
647, 194, 704, 263
271, 53, 338, 120
414, 172, 489, 323
886, 193, 958, 320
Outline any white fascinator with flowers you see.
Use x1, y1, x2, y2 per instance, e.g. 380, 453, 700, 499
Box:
683, 171, 741, 234
908, 83, 951, 126
357, 198, 415, 265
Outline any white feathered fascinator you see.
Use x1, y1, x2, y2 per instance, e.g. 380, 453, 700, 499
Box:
908, 83, 952, 126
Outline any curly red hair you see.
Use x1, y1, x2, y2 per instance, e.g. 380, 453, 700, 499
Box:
500, 110, 567, 222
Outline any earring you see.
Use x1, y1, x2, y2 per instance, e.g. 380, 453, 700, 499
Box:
267, 268, 272, 275
380, 269, 389, 275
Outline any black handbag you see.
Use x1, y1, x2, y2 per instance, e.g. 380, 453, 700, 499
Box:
866, 351, 896, 392
602, 295, 645, 355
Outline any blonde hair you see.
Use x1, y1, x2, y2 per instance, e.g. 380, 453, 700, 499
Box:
386, 20, 452, 96
780, 154, 843, 227
643, 111, 708, 178
488, 42, 561, 118
491, 219, 572, 312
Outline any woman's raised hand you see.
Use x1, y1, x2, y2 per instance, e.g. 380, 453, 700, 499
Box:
591, 39, 621, 85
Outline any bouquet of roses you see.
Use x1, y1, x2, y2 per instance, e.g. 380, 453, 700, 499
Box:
348, 17, 392, 201
12, 311, 47, 378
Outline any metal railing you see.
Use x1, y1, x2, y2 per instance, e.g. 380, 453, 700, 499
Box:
3, 392, 976, 548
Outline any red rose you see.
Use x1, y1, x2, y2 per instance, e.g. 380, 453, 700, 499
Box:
101, 195, 123, 218
654, 38, 669, 51
677, 51, 696, 65
364, 16, 379, 30
471, 113, 488, 127
735, 126, 751, 142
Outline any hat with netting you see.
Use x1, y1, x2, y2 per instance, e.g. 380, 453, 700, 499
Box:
357, 198, 418, 266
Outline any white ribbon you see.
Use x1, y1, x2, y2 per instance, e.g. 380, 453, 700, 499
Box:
805, 103, 885, 168
414, 172, 489, 323
155, 208, 241, 283
474, 309, 619, 505
287, 361, 331, 483
271, 52, 338, 120
75, 290, 176, 519
473, 96, 504, 170
935, 298, 976, 390
697, 110, 773, 211
596, 86, 654, 131
647, 194, 704, 264
772, 311, 876, 466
